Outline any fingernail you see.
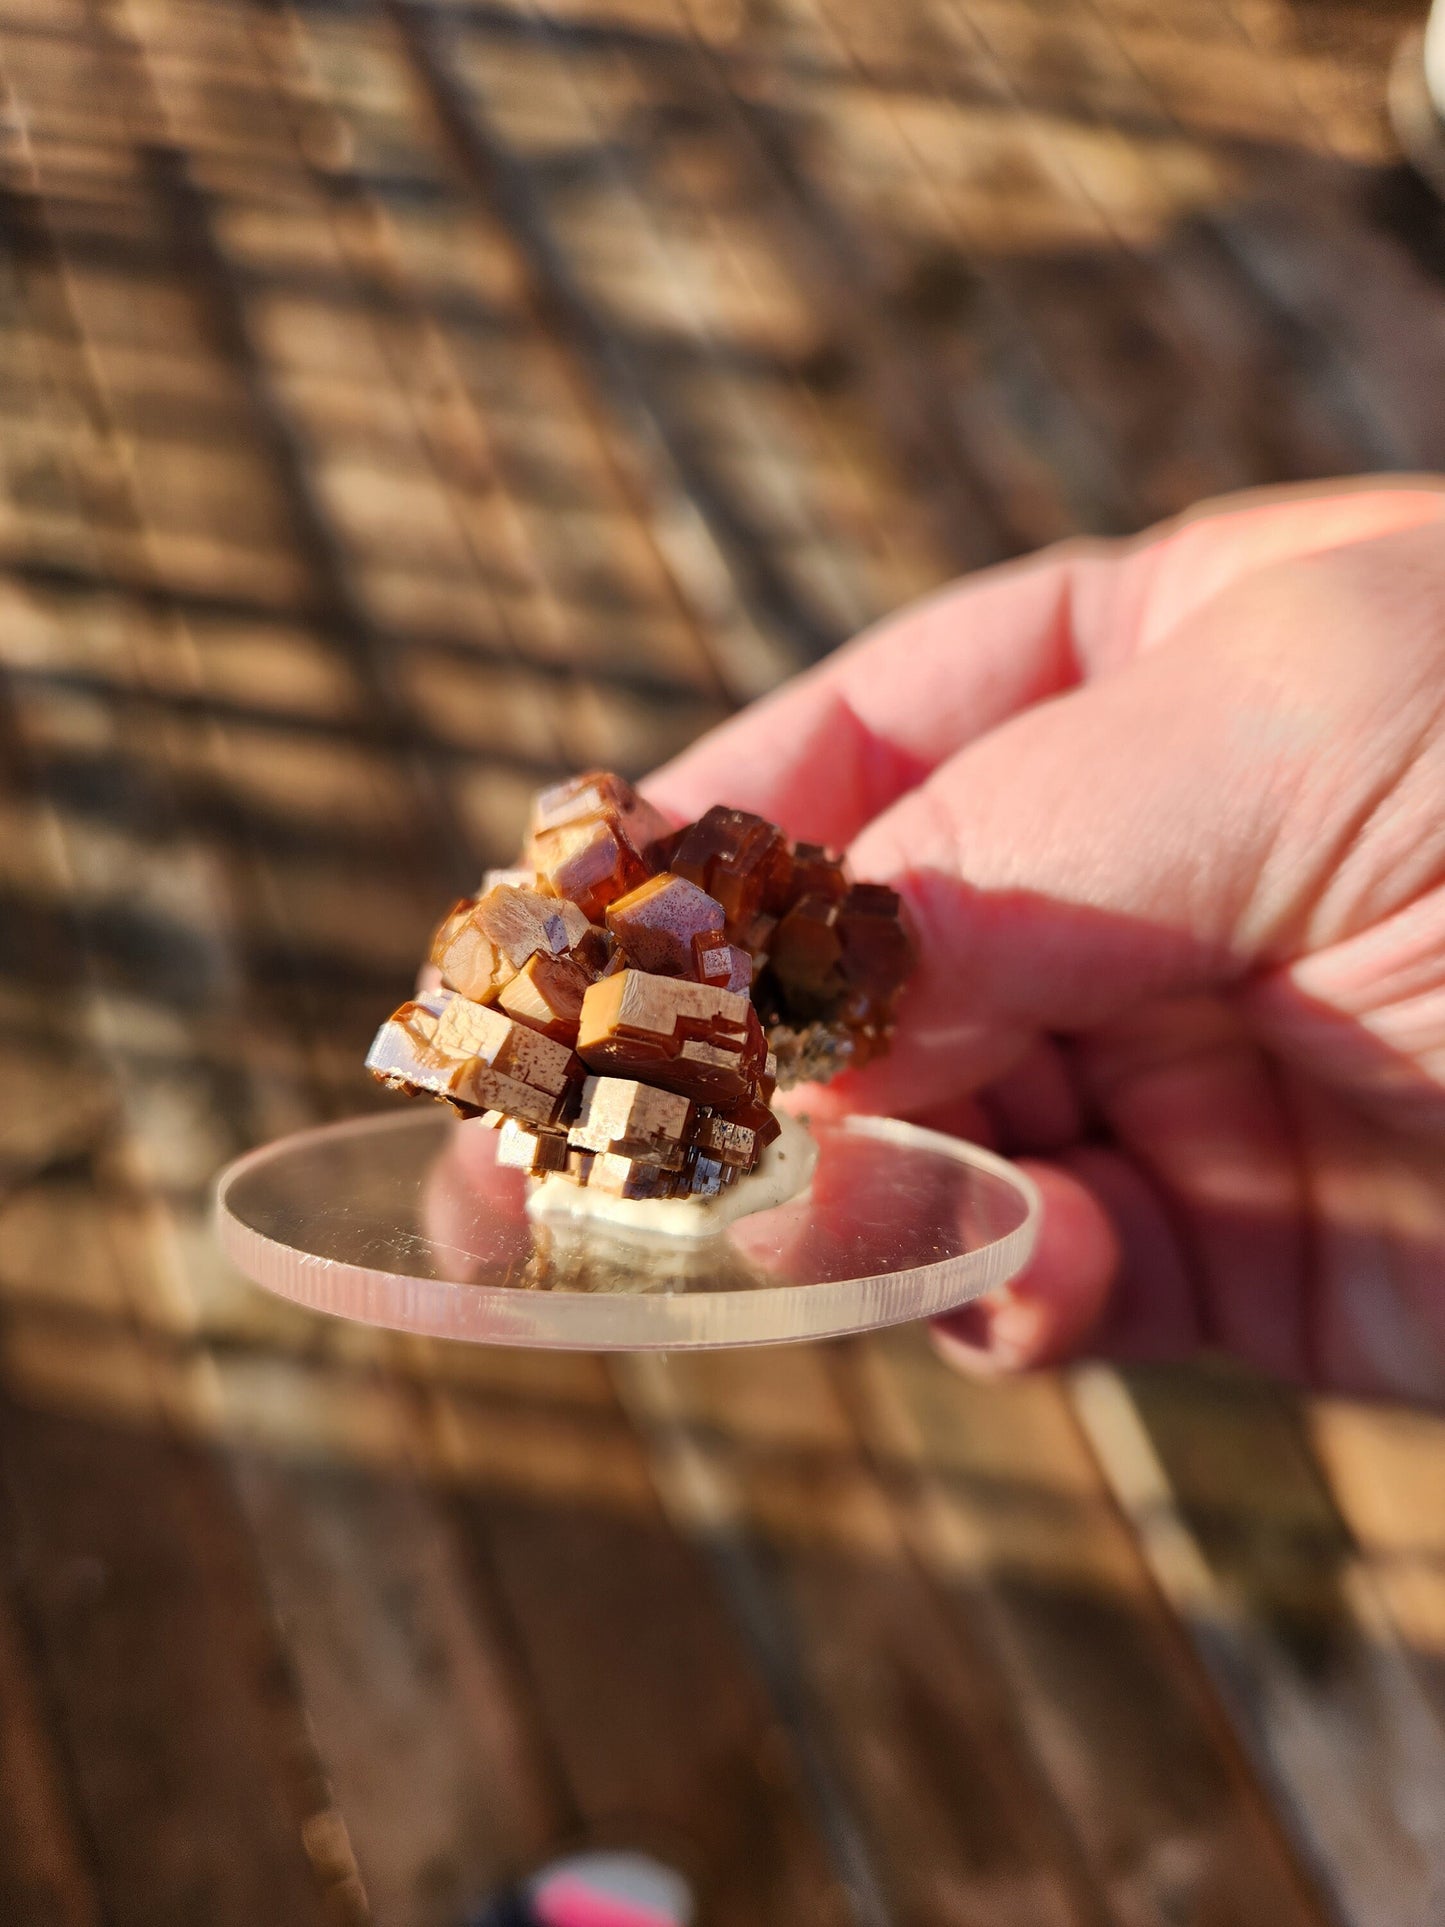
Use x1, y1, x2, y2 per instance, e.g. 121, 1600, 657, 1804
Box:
932, 1297, 1016, 1375
987, 1297, 1048, 1362
933, 1291, 1046, 1375
940, 1301, 992, 1347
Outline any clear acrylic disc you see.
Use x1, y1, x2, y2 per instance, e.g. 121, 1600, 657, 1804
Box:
215, 1108, 1040, 1351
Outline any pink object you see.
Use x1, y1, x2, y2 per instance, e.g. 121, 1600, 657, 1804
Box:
533, 1872, 679, 1927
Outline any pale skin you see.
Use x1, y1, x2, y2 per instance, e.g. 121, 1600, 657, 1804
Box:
645, 480, 1445, 1403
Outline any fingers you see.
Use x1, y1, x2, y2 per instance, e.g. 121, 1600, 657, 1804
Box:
930, 1147, 1200, 1376
1130, 478, 1445, 657
1079, 997, 1310, 1380
929, 996, 1309, 1380
931, 1079, 1445, 1403
644, 481, 1445, 849
644, 546, 1091, 845
1243, 895, 1445, 1135
893, 1040, 1083, 1153
966, 1037, 1084, 1152
1057, 1145, 1202, 1361
931, 1159, 1119, 1373
1288, 1074, 1445, 1402
805, 519, 1445, 1131
856, 1085, 998, 1147
806, 604, 1289, 1118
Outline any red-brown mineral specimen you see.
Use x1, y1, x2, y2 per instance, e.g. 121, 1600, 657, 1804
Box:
531, 818, 647, 925
768, 893, 845, 1014
367, 770, 913, 1203
694, 940, 753, 994
667, 805, 792, 946
604, 873, 726, 979
576, 969, 769, 1108
568, 1076, 693, 1168
530, 770, 672, 851
526, 770, 671, 923
583, 1152, 676, 1200
495, 1117, 570, 1175
753, 878, 911, 1082
367, 989, 582, 1127
431, 884, 593, 1005
789, 843, 849, 903
836, 881, 914, 1002
496, 952, 591, 1044
481, 866, 544, 894
542, 1073, 777, 1201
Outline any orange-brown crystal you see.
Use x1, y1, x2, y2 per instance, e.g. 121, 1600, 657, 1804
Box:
667, 805, 793, 943
497, 952, 591, 1044
605, 872, 726, 979
431, 884, 594, 1005
370, 771, 913, 1200
576, 969, 768, 1108
526, 770, 671, 924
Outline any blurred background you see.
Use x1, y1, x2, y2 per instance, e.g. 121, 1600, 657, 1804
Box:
2, 1, 1445, 1924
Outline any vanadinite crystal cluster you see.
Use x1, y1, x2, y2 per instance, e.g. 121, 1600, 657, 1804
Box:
366, 772, 913, 1203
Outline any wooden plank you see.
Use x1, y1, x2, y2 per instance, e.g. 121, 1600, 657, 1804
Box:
1206, 186, 1445, 473
227, 1446, 562, 1927
0, 764, 342, 1927
616, 1346, 1095, 1927
1069, 0, 1442, 481
388, 0, 862, 675
850, 1335, 1328, 1927
0, 1148, 570, 1927
1, 4, 1442, 1925
0, 1556, 101, 1927
424, 1350, 853, 1927
1076, 1364, 1445, 1927
0, 47, 553, 1927
0, 22, 858, 1924
1306, 1400, 1445, 1733
810, 0, 1373, 517
0, 805, 558, 1927
242, 0, 753, 770
617, 1341, 1332, 1927
0, 1389, 338, 1927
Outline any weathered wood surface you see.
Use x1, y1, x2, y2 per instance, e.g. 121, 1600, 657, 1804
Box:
1, 1, 1443, 1923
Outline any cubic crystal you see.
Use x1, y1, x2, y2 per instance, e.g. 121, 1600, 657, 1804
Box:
431, 884, 592, 1005
667, 805, 792, 941
694, 940, 752, 993
577, 969, 768, 1108
370, 770, 914, 1202
567, 1075, 694, 1169
497, 952, 591, 1044
530, 769, 671, 851
527, 770, 670, 923
366, 987, 583, 1126
496, 1117, 570, 1174
605, 872, 726, 979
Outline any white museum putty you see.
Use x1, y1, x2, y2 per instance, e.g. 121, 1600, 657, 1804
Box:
525, 1108, 817, 1239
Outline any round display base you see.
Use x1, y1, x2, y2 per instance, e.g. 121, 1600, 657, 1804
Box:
215, 1108, 1040, 1351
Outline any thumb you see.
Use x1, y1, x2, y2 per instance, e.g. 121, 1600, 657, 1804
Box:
824, 599, 1300, 1119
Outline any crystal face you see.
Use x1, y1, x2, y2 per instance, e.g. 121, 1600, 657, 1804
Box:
604, 873, 726, 979
367, 769, 913, 1201
577, 971, 769, 1108
366, 988, 583, 1128
429, 885, 593, 1007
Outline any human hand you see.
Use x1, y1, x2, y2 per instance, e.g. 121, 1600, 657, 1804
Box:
645, 481, 1445, 1401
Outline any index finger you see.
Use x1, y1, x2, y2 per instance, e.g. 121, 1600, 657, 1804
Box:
643, 479, 1445, 848
643, 546, 1089, 845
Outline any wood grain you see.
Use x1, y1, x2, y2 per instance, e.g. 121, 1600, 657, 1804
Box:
0, 0, 1442, 1922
